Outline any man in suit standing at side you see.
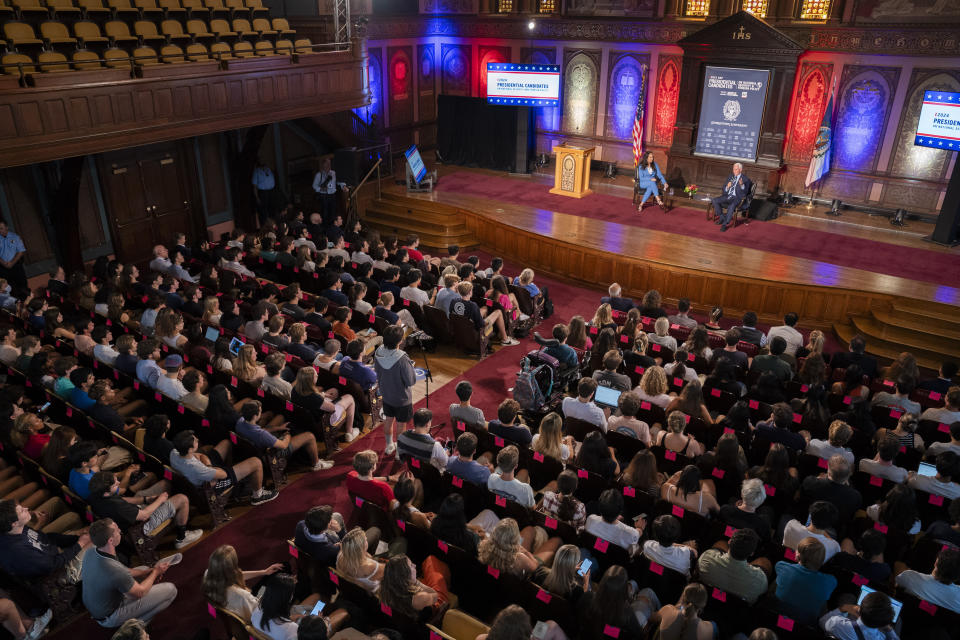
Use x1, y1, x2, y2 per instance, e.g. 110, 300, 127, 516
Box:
711, 162, 752, 232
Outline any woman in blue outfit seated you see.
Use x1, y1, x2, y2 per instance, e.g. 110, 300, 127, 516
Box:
635, 151, 666, 211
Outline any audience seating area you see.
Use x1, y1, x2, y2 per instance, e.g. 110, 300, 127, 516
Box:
1, 0, 314, 80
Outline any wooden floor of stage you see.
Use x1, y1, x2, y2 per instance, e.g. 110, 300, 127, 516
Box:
379, 160, 959, 307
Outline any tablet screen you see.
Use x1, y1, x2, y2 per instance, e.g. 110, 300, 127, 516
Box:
594, 385, 622, 408
857, 585, 902, 623
204, 326, 220, 342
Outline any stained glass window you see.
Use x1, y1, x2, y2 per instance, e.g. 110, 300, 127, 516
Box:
799, 0, 830, 19
742, 0, 766, 17
684, 0, 709, 16
497, 0, 512, 12
538, 0, 556, 12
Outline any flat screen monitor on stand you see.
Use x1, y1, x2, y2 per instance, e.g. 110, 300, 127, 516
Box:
405, 145, 437, 193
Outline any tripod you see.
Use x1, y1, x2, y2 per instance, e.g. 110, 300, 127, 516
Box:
412, 338, 447, 437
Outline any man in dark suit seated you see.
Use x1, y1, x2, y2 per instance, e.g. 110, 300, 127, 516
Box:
711, 162, 753, 232
830, 334, 879, 380
600, 282, 634, 313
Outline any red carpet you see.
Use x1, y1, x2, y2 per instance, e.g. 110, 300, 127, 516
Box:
435, 171, 960, 286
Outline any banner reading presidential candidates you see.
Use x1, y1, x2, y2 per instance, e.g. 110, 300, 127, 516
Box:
694, 66, 770, 162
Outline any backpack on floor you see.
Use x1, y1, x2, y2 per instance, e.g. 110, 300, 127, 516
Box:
514, 361, 551, 412
540, 285, 554, 319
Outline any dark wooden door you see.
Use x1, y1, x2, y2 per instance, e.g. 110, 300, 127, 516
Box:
100, 143, 193, 265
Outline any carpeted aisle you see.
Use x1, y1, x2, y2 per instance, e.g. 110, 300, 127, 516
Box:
434, 171, 960, 286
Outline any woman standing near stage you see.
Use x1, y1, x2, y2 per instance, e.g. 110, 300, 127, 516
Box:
636, 151, 666, 211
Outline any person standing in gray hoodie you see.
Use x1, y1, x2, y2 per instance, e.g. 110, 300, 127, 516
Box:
374, 325, 417, 455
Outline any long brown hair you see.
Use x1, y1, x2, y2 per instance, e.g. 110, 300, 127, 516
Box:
566, 315, 588, 349
378, 555, 420, 617
202, 545, 247, 607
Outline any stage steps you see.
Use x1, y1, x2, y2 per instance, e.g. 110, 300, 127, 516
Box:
362, 192, 478, 252
833, 306, 960, 372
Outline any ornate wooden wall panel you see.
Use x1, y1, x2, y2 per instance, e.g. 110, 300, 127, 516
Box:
0, 47, 369, 168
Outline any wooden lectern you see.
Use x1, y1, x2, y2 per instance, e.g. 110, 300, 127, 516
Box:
549, 145, 595, 198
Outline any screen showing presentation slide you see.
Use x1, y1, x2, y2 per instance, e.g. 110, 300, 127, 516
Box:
486, 63, 561, 107
694, 66, 770, 162
915, 90, 960, 150
405, 145, 427, 183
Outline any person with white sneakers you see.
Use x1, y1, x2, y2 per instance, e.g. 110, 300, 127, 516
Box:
374, 325, 417, 456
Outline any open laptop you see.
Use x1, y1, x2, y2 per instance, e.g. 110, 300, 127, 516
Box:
917, 461, 938, 477
594, 385, 622, 410
857, 585, 903, 623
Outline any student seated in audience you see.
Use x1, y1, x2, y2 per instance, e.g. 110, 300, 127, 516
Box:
14, 334, 39, 372
339, 340, 378, 391
755, 402, 807, 451
479, 517, 560, 577
534, 544, 589, 606
346, 450, 403, 510
170, 430, 277, 505
531, 412, 576, 464
72, 319, 96, 357
218, 298, 244, 332
664, 350, 698, 384
643, 514, 697, 576
134, 339, 164, 390
178, 370, 209, 414
52, 356, 78, 398
773, 537, 837, 625
831, 364, 870, 403
718, 478, 773, 543
243, 302, 270, 343
396, 408, 448, 471
919, 361, 959, 396
750, 336, 793, 383
654, 411, 705, 458
584, 488, 644, 555
634, 366, 673, 409
11, 413, 56, 461
766, 311, 803, 356
285, 323, 321, 363
233, 345, 266, 385
592, 350, 631, 391
713, 329, 748, 370
578, 565, 654, 637
294, 505, 346, 567
799, 455, 863, 526
871, 376, 921, 416
783, 500, 841, 562
896, 546, 960, 613
252, 573, 346, 640
922, 386, 960, 425
925, 496, 960, 548
513, 268, 541, 299
487, 398, 532, 445
831, 527, 891, 584
0, 497, 90, 581
819, 588, 899, 640
566, 315, 592, 350
112, 335, 139, 376
397, 269, 433, 309
202, 544, 284, 622
682, 326, 713, 362
858, 429, 909, 482
86, 471, 202, 549
649, 317, 678, 352
806, 419, 855, 465
537, 468, 586, 529
575, 430, 620, 480
314, 339, 342, 373
668, 297, 698, 330
888, 412, 923, 452
91, 325, 119, 367
261, 315, 291, 351
291, 366, 357, 445
590, 303, 617, 333
543, 324, 579, 374
235, 400, 326, 472
883, 351, 920, 386
661, 465, 719, 516
664, 379, 714, 426
155, 354, 188, 402
487, 445, 534, 507
448, 381, 485, 429
378, 554, 451, 623
606, 391, 651, 444
44, 308, 76, 341
600, 282, 634, 313
451, 281, 517, 345
698, 527, 769, 604
446, 432, 494, 487
337, 526, 386, 593
909, 450, 960, 499
81, 517, 179, 628
562, 377, 608, 430
261, 354, 294, 400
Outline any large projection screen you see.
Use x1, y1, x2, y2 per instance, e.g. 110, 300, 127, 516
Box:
694, 66, 770, 162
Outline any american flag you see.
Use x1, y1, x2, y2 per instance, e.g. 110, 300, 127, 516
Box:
632, 65, 649, 167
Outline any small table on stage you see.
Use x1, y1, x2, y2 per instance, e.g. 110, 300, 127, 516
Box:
550, 145, 595, 198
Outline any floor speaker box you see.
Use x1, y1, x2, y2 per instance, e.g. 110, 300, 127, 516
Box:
750, 198, 778, 221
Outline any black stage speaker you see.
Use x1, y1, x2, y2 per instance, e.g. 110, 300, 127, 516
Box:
749, 198, 779, 221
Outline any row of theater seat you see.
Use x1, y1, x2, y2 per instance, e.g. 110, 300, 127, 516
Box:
2, 0, 272, 21
4, 17, 296, 51
1, 37, 312, 74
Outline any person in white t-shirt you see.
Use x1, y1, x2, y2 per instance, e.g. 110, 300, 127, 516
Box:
858, 430, 908, 484
399, 269, 434, 308
909, 451, 960, 500
561, 377, 608, 431
921, 387, 960, 425
486, 446, 534, 508
897, 547, 960, 613
806, 420, 855, 466
767, 313, 804, 356
642, 514, 697, 576
782, 501, 841, 563
584, 488, 644, 555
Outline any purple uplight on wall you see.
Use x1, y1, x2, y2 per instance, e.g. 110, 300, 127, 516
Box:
834, 75, 887, 171
607, 56, 643, 140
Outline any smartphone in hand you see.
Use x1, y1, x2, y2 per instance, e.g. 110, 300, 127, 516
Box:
577, 558, 593, 577
310, 599, 326, 616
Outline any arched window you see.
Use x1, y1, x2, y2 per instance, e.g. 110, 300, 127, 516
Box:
799, 0, 830, 19
889, 73, 960, 180
742, 0, 767, 17
684, 0, 709, 16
